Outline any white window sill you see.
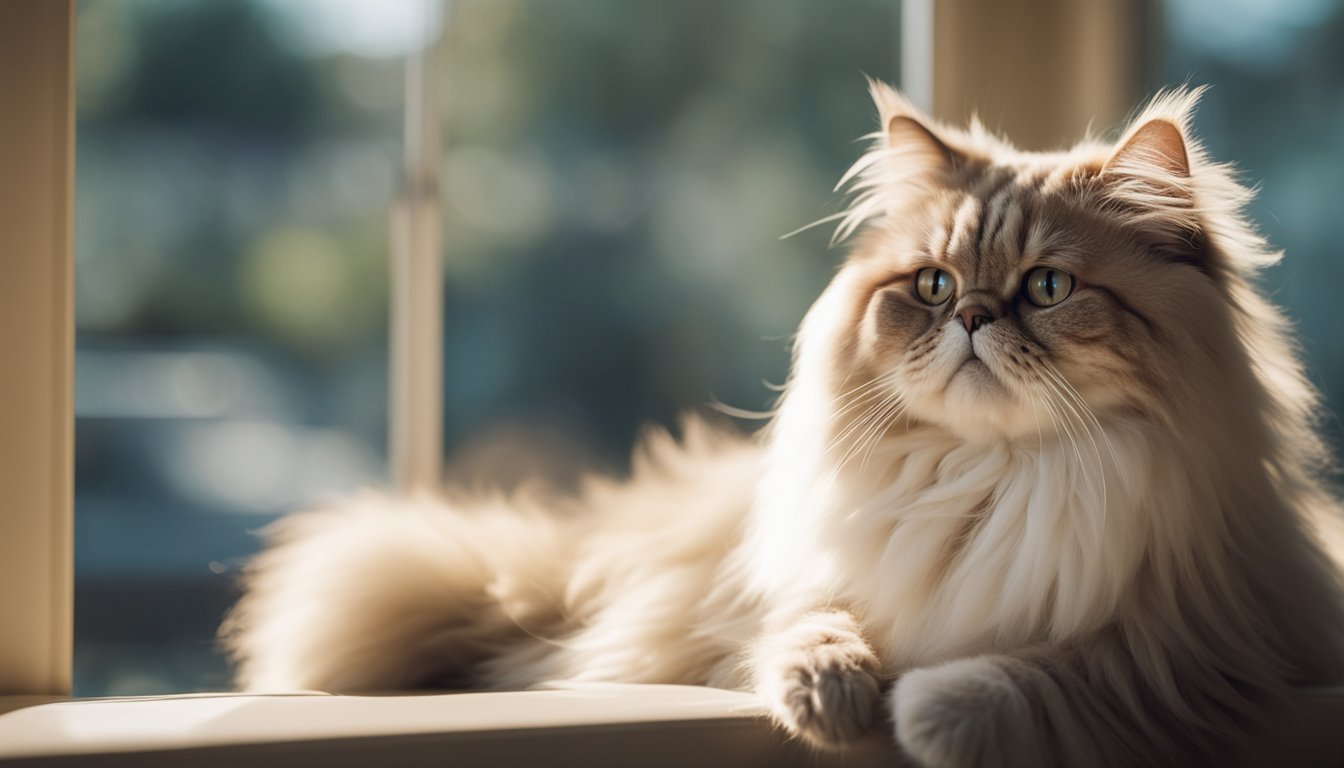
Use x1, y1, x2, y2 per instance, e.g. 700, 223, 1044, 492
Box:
0, 684, 893, 767
1, 684, 1342, 767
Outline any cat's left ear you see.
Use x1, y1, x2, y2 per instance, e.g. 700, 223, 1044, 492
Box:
1106, 118, 1190, 179
1100, 88, 1203, 239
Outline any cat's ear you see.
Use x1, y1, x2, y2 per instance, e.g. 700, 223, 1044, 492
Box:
868, 79, 958, 176
1101, 88, 1204, 240
1106, 118, 1189, 179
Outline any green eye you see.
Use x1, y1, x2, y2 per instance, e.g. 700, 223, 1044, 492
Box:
915, 267, 955, 305
1024, 267, 1075, 307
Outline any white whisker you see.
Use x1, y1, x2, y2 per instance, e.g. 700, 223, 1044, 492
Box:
1038, 369, 1107, 538
835, 397, 903, 473
858, 400, 908, 474
1042, 363, 1124, 482
778, 211, 850, 241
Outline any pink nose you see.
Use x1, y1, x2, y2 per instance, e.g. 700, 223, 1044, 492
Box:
958, 305, 993, 333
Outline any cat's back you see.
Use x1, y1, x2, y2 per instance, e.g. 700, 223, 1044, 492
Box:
567, 414, 764, 602
481, 414, 767, 689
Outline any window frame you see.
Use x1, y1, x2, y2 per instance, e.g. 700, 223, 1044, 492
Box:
0, 0, 75, 697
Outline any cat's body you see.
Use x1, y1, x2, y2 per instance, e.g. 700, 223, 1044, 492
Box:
225, 85, 1344, 767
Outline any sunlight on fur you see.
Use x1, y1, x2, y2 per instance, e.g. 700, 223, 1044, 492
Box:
222, 82, 1344, 768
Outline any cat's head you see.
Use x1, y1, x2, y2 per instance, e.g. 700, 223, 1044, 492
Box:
801, 81, 1301, 446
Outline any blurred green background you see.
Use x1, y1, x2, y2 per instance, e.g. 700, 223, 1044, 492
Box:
73, 0, 1344, 695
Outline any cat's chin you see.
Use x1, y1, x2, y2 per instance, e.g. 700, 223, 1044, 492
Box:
932, 366, 1049, 442
951, 358, 997, 388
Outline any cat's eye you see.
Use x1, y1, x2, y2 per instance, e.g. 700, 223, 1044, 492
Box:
915, 267, 955, 306
1023, 267, 1075, 307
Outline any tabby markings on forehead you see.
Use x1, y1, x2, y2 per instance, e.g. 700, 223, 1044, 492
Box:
910, 167, 1065, 292
976, 183, 1017, 258
934, 170, 1043, 290
946, 196, 982, 264
926, 222, 952, 265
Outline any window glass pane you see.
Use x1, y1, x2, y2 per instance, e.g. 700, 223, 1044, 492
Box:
75, 0, 401, 695
1162, 0, 1344, 466
437, 0, 901, 489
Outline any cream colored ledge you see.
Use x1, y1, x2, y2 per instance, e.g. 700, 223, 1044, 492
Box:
2, 684, 1343, 767
0, 684, 895, 767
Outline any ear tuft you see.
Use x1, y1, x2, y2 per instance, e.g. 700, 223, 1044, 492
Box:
866, 78, 920, 128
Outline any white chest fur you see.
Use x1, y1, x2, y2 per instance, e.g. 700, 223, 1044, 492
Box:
746, 421, 1159, 674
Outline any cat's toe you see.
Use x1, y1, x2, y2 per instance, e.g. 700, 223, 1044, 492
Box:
891, 657, 1039, 768
764, 638, 883, 747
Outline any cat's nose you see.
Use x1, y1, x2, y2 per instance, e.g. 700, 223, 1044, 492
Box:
958, 305, 994, 334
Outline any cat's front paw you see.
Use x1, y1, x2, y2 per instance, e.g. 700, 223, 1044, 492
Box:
759, 621, 883, 747
892, 657, 1041, 768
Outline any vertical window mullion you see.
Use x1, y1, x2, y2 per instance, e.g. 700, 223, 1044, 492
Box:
901, 0, 936, 114
390, 3, 446, 493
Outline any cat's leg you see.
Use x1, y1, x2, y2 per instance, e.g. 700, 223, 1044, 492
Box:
890, 637, 1238, 768
892, 653, 1061, 768
752, 608, 884, 747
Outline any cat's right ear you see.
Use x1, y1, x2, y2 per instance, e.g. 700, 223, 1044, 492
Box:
868, 79, 958, 176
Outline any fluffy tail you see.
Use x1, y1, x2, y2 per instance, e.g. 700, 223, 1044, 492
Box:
221, 492, 572, 692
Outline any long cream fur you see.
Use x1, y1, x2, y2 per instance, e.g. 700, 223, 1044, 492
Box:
223, 84, 1344, 767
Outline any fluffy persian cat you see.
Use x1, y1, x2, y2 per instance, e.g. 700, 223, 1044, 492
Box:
224, 83, 1344, 767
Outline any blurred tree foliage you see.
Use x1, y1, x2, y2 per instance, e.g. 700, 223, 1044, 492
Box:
117, 2, 320, 140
